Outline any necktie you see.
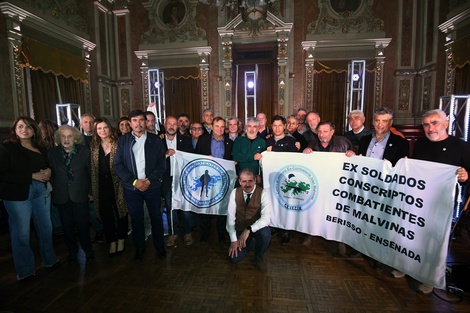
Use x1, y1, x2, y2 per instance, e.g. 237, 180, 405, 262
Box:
245, 193, 251, 205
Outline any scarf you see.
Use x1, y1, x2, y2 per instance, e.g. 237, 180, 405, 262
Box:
62, 145, 78, 183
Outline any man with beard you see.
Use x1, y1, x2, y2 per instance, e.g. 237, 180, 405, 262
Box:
232, 117, 267, 183
144, 111, 165, 136
296, 108, 309, 134
161, 116, 195, 246
177, 113, 190, 137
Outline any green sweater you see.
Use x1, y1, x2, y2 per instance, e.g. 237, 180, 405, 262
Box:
232, 136, 266, 175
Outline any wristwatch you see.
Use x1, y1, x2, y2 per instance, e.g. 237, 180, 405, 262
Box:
246, 226, 252, 233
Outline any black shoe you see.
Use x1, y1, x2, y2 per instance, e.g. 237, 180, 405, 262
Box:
49, 261, 61, 269
348, 251, 362, 258
67, 255, 77, 265
94, 230, 104, 243
200, 233, 209, 243
156, 247, 167, 260
19, 274, 36, 282
254, 258, 267, 273
134, 249, 145, 261
281, 232, 290, 245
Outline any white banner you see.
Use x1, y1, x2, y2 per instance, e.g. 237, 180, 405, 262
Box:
261, 151, 457, 288
172, 151, 236, 215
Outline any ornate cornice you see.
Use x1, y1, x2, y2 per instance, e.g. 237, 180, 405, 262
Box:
4, 0, 88, 33
141, 0, 206, 45
0, 2, 95, 52
308, 0, 384, 35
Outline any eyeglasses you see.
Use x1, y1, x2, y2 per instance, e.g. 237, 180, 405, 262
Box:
191, 127, 203, 131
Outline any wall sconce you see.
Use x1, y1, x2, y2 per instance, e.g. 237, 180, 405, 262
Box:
289, 72, 295, 79
225, 82, 231, 90
279, 79, 285, 89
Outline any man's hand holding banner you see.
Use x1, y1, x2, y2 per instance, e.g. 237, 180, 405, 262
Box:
261, 151, 457, 288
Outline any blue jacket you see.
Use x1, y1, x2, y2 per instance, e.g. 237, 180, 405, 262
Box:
114, 131, 166, 191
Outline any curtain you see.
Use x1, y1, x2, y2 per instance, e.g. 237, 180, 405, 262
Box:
234, 63, 275, 121
453, 62, 470, 94
314, 71, 347, 134
313, 60, 377, 134
21, 38, 87, 82
256, 63, 275, 120
163, 68, 200, 121
29, 69, 84, 123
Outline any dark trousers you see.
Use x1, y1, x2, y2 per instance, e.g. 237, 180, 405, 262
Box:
200, 214, 227, 242
229, 226, 271, 263
124, 187, 164, 251
99, 201, 128, 243
58, 200, 94, 259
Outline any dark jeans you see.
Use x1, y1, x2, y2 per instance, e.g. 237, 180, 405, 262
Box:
229, 226, 271, 263
124, 187, 164, 251
58, 200, 94, 259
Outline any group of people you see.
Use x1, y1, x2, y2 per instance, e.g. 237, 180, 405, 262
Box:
1, 106, 468, 295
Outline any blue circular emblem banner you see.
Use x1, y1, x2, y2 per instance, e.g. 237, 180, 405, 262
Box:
180, 158, 230, 208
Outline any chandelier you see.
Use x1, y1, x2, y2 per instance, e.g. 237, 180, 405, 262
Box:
198, 0, 276, 11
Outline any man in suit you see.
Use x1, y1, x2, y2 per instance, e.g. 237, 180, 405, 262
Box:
353, 107, 409, 260
115, 110, 167, 260
161, 116, 195, 246
195, 116, 233, 242
358, 107, 409, 166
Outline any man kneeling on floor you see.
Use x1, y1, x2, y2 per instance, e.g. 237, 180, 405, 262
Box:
226, 167, 271, 272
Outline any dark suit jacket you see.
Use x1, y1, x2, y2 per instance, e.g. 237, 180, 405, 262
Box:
161, 133, 194, 194
358, 132, 409, 166
48, 144, 91, 204
195, 133, 233, 160
114, 131, 166, 191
